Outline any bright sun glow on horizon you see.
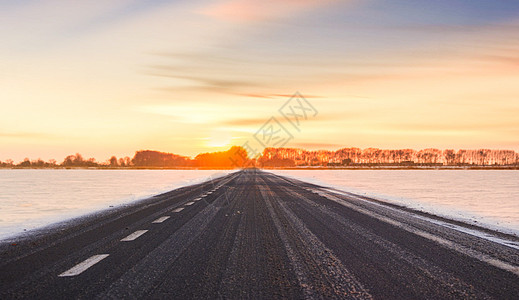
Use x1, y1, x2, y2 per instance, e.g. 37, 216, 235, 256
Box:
1, 1, 519, 162
207, 130, 232, 148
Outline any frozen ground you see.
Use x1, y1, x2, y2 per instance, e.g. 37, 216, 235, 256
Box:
0, 169, 235, 240
270, 169, 519, 236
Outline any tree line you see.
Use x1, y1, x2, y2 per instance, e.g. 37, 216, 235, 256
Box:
259, 147, 519, 167
0, 153, 133, 169
1, 146, 518, 169
0, 146, 249, 169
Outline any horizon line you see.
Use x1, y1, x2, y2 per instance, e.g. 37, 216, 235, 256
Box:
2, 146, 519, 165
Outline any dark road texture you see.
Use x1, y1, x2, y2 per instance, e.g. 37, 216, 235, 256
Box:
1, 169, 518, 299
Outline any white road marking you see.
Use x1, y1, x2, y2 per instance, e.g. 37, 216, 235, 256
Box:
152, 216, 170, 223
193, 197, 202, 201
173, 207, 184, 212
121, 230, 148, 241
185, 201, 195, 206
58, 254, 109, 277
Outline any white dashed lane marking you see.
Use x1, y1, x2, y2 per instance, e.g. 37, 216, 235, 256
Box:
193, 197, 202, 201
185, 202, 195, 206
58, 254, 109, 277
173, 207, 184, 212
121, 230, 148, 242
152, 216, 170, 223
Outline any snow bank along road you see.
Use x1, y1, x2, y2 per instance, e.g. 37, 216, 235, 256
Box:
1, 169, 518, 299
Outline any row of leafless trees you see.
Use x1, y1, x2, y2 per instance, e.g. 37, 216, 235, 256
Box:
0, 147, 249, 168
0, 153, 133, 168
2, 147, 518, 168
262, 148, 519, 166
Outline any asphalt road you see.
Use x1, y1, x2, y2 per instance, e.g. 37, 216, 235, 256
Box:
1, 169, 518, 299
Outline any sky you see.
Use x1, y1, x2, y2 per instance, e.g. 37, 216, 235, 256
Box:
1, 0, 519, 162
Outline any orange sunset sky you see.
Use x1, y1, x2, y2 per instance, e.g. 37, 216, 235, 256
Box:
1, 0, 519, 162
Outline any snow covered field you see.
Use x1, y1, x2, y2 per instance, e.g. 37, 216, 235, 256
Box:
271, 170, 519, 236
0, 169, 235, 240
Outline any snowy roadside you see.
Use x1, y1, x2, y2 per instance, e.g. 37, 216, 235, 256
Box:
0, 170, 237, 241
269, 169, 519, 237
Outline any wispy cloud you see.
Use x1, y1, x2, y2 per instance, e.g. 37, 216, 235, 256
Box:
138, 104, 251, 125
145, 53, 277, 96
147, 67, 260, 90
0, 132, 51, 139
62, 1, 175, 37
221, 117, 270, 127
480, 54, 519, 66
233, 93, 324, 99
198, 0, 339, 22
220, 112, 342, 128
291, 142, 344, 150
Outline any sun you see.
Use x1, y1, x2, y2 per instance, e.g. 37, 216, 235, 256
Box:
207, 130, 232, 148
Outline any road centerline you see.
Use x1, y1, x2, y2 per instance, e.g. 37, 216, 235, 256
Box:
152, 216, 170, 223
58, 254, 109, 277
121, 230, 149, 241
